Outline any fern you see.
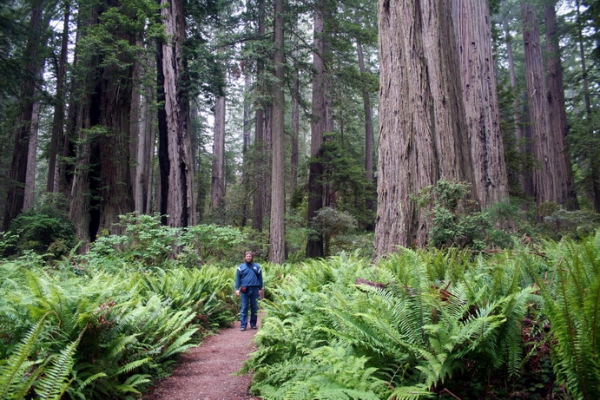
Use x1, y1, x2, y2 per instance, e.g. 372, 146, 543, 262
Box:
0, 313, 51, 399
34, 328, 85, 399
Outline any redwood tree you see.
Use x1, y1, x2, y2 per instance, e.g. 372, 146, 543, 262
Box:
375, 0, 475, 255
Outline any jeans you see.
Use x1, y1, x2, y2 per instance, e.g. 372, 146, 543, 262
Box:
240, 286, 259, 328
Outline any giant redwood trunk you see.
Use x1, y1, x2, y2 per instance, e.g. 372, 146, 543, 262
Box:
375, 0, 475, 256
521, 2, 574, 210
157, 0, 196, 227
544, 3, 578, 210
69, 0, 136, 240
452, 0, 509, 207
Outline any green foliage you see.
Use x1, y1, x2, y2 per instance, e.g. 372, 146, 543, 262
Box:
178, 223, 246, 266
415, 180, 491, 250
0, 254, 235, 399
310, 207, 358, 257
7, 205, 75, 258
81, 213, 252, 269
523, 233, 600, 399
245, 245, 575, 399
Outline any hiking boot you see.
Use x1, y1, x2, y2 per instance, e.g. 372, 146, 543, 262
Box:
240, 326, 246, 331
251, 326, 258, 329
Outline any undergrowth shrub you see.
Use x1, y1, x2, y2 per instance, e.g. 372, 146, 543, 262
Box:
0, 258, 235, 399
244, 246, 576, 400
6, 205, 75, 259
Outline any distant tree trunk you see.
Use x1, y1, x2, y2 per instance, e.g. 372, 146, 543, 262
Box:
24, 81, 42, 211
575, 0, 599, 212
306, 0, 332, 258
252, 0, 266, 232
269, 0, 285, 264
157, 0, 195, 227
47, 1, 70, 194
3, 0, 46, 230
502, 1, 528, 197
452, 0, 509, 207
133, 50, 155, 214
357, 40, 375, 226
211, 91, 226, 211
544, 3, 578, 210
241, 50, 252, 227
375, 0, 474, 255
521, 2, 570, 209
291, 37, 300, 196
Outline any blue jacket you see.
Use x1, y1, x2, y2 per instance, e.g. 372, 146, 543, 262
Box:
235, 262, 263, 290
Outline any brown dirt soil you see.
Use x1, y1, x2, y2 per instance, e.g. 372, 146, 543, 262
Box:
143, 315, 262, 400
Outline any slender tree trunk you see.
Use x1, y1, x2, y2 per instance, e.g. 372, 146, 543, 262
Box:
252, 0, 266, 232
24, 79, 43, 211
306, 0, 332, 258
575, 0, 600, 212
291, 35, 300, 196
356, 40, 375, 227
452, 0, 509, 207
375, 0, 474, 255
47, 1, 70, 194
502, 1, 528, 197
211, 92, 226, 211
158, 0, 196, 227
133, 49, 155, 215
544, 3, 578, 210
269, 0, 285, 264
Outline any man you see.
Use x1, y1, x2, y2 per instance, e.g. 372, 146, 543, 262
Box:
235, 251, 263, 331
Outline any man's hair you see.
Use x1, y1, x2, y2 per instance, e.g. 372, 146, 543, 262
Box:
244, 251, 253, 256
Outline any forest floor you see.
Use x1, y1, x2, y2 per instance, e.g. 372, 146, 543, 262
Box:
142, 315, 262, 400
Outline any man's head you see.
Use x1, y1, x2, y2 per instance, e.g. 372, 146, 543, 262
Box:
244, 251, 253, 263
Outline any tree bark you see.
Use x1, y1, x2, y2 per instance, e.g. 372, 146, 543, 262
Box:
521, 2, 572, 210
269, 0, 285, 264
452, 0, 509, 207
157, 0, 196, 227
211, 91, 226, 211
544, 3, 578, 210
375, 0, 474, 255
252, 0, 266, 232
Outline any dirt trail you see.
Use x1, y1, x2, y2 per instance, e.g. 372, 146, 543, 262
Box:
143, 316, 262, 400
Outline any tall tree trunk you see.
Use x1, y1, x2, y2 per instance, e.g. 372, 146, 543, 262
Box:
252, 0, 266, 232
452, 0, 509, 207
211, 92, 226, 211
575, 0, 600, 212
47, 0, 70, 194
357, 40, 375, 227
134, 51, 155, 215
3, 0, 46, 230
306, 0, 332, 258
502, 1, 528, 197
544, 3, 578, 210
521, 2, 569, 210
375, 0, 474, 255
24, 79, 43, 211
269, 0, 285, 264
157, 0, 196, 227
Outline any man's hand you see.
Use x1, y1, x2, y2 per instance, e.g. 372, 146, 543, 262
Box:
235, 290, 240, 296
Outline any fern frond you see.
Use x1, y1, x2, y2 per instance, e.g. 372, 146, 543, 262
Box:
0, 313, 51, 399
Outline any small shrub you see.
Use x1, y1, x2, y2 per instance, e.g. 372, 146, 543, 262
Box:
7, 206, 75, 258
